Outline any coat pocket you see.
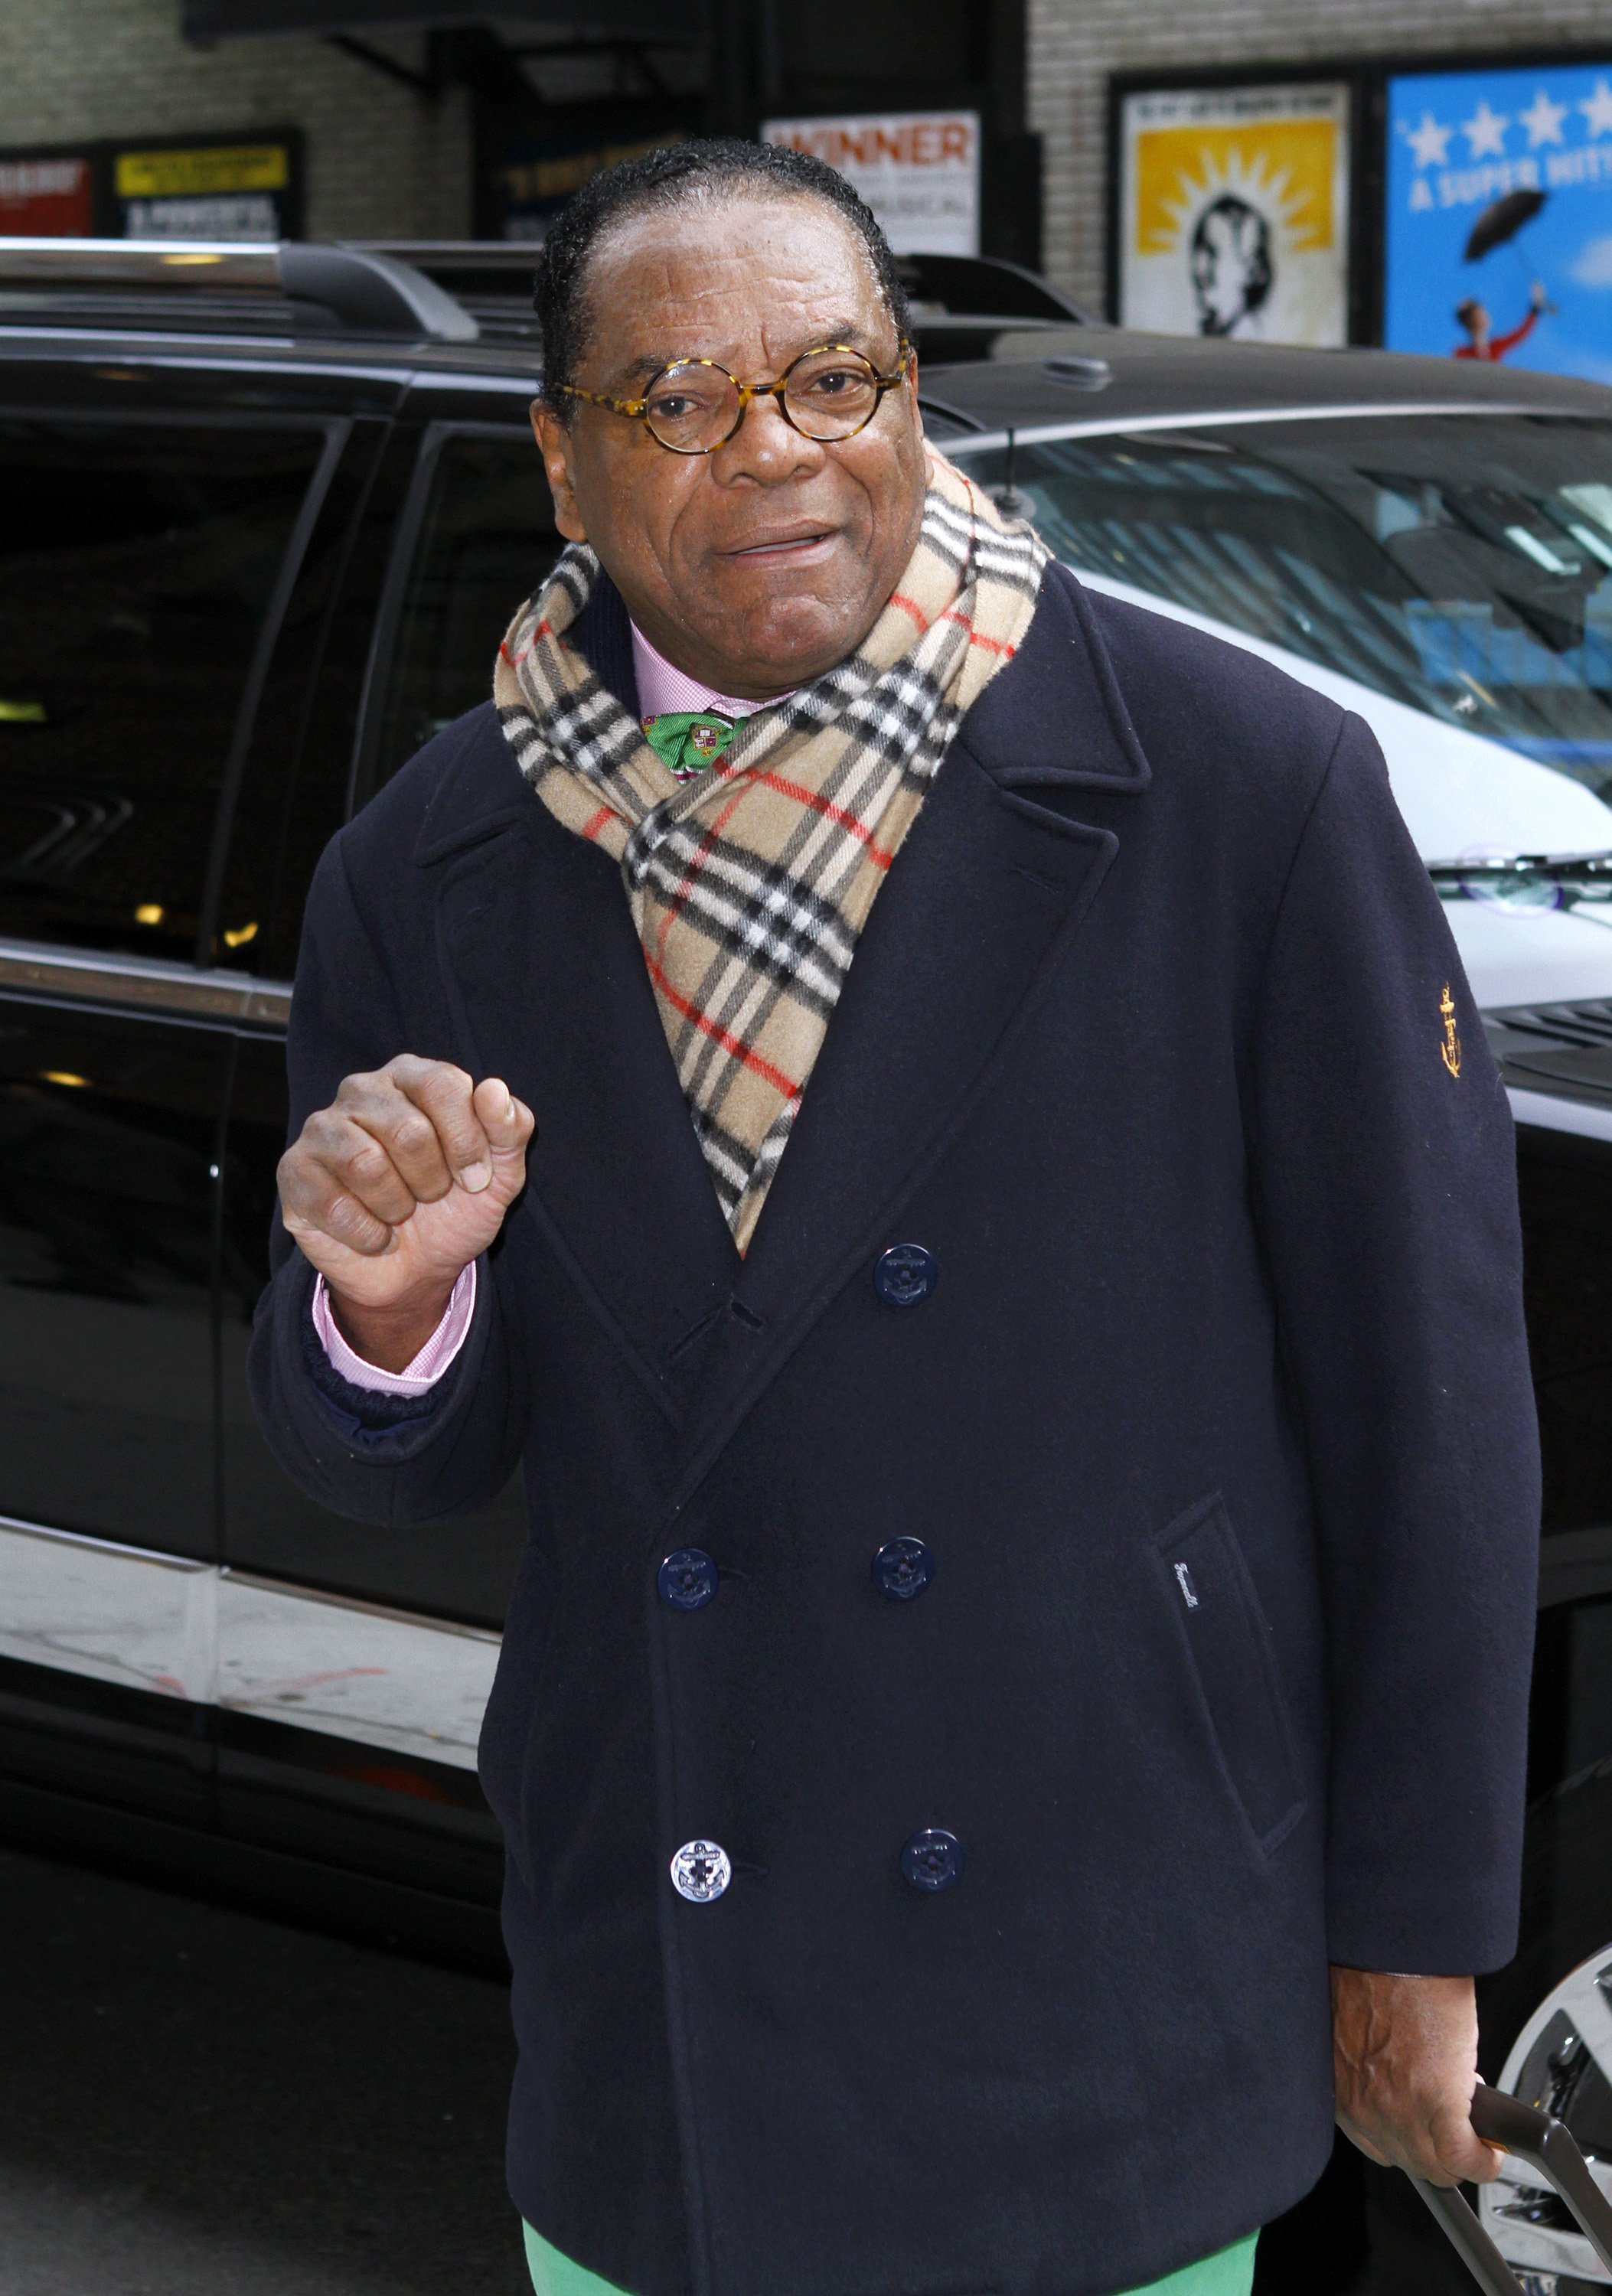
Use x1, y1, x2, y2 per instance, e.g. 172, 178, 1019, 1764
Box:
1153, 1492, 1306, 1854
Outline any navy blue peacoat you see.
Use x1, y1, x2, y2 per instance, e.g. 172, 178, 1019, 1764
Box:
250, 564, 1541, 2296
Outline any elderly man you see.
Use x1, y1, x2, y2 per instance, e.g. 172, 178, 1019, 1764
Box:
250, 141, 1539, 2296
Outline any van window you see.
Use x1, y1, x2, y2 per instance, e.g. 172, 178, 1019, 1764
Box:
370, 429, 560, 786
0, 417, 327, 961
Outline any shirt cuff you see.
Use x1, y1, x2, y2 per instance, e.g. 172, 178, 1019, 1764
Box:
311, 1263, 477, 1394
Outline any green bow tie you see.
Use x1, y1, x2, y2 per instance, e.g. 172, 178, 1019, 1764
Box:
641, 709, 740, 779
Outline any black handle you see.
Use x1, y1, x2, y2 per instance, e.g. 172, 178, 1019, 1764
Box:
1410, 2082, 1612, 2291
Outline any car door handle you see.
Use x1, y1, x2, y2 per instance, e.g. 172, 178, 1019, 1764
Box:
1411, 2082, 1612, 2291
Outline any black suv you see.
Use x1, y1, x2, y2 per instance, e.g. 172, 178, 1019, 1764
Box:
7, 237, 1612, 2293
0, 236, 1095, 1965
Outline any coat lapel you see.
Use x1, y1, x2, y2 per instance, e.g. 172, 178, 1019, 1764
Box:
673, 567, 1153, 1486
423, 734, 739, 1429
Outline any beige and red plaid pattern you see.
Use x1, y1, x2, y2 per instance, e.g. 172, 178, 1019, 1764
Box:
493, 452, 1049, 1252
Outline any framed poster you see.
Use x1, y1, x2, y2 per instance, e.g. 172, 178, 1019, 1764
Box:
1386, 58, 1612, 380
110, 133, 303, 240
1116, 81, 1351, 344
0, 152, 94, 236
475, 95, 696, 241
763, 113, 981, 258
491, 128, 690, 242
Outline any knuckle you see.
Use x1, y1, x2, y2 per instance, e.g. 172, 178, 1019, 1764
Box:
278, 1153, 326, 1216
299, 1107, 344, 1154
416, 1059, 473, 1104
334, 1068, 383, 1107
396, 1054, 466, 1096
391, 1111, 437, 1159
346, 1138, 393, 1184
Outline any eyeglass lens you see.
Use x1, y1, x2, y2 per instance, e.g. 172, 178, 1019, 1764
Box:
643, 351, 884, 452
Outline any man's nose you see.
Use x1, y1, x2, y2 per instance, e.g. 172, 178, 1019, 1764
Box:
710, 389, 822, 483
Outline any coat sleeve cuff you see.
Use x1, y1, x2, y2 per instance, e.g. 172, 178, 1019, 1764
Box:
296, 1261, 486, 1450
1325, 1870, 1521, 1978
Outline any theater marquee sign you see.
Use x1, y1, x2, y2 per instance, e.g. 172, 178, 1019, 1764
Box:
763, 113, 981, 258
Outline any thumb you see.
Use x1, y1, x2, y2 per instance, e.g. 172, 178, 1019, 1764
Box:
472, 1078, 535, 1179
1428, 2093, 1503, 2187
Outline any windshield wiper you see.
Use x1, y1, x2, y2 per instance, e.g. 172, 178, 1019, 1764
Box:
1427, 850, 1612, 883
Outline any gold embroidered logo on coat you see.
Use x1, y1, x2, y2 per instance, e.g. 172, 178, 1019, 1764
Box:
1440, 983, 1461, 1078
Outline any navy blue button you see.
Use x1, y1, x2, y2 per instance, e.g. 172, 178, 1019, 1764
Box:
658, 1548, 719, 1612
875, 1244, 937, 1308
873, 1536, 934, 1601
902, 1828, 964, 1891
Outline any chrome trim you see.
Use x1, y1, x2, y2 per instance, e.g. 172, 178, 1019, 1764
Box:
0, 1512, 497, 1770
214, 1567, 497, 1766
0, 238, 283, 289
0, 331, 419, 383
218, 1566, 500, 1642
0, 239, 480, 344
0, 1512, 214, 1704
945, 399, 1591, 459
403, 371, 540, 395
0, 937, 291, 1027
1507, 1084, 1612, 1143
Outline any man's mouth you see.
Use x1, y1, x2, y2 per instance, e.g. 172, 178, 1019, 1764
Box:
723, 526, 839, 562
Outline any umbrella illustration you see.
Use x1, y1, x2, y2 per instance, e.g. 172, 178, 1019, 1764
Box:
1464, 188, 1547, 263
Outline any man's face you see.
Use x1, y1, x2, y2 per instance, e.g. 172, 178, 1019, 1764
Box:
530, 194, 928, 700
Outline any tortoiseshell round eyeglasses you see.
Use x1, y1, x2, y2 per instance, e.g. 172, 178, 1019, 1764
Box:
556, 341, 913, 456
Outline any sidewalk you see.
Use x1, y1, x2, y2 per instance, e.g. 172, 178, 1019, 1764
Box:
0, 1844, 529, 2294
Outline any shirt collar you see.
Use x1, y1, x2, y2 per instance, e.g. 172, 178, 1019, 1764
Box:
631, 618, 796, 722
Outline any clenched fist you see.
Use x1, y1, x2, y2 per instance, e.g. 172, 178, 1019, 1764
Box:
279, 1055, 534, 1371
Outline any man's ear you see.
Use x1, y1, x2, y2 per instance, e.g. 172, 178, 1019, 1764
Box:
530, 401, 587, 544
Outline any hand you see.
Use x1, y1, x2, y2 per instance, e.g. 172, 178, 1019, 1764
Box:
1332, 1966, 1501, 2187
278, 1056, 534, 1370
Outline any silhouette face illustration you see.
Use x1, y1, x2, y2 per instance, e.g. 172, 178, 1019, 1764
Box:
1189, 195, 1274, 338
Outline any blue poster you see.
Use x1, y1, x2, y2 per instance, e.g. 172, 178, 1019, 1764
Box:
1385, 60, 1612, 380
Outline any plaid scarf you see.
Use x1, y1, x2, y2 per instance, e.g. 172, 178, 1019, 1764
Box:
494, 452, 1049, 1253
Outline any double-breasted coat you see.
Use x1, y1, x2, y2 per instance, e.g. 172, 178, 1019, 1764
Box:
250, 566, 1541, 2296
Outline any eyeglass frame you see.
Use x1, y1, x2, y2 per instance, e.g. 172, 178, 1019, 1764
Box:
553, 339, 915, 456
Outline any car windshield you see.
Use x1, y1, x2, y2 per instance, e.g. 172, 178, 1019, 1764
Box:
958, 413, 1612, 810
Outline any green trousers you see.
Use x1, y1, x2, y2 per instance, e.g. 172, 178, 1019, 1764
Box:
523, 2222, 1258, 2296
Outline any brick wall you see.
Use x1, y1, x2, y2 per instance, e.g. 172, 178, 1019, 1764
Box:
1029, 0, 1612, 312
0, 0, 472, 240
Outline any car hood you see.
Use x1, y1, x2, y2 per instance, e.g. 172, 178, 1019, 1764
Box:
1074, 569, 1612, 1013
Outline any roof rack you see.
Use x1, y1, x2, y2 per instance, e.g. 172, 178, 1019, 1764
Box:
352, 242, 1096, 354
352, 242, 540, 346
0, 239, 479, 343
894, 254, 1092, 326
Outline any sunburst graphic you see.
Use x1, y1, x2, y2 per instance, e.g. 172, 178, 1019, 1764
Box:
1134, 120, 1337, 259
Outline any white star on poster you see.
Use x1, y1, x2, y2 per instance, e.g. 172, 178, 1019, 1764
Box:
1461, 100, 1511, 159
1403, 111, 1453, 168
1519, 88, 1568, 148
1582, 79, 1612, 139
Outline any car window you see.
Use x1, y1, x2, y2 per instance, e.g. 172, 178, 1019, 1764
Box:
370, 427, 560, 788
0, 416, 329, 961
956, 415, 1612, 812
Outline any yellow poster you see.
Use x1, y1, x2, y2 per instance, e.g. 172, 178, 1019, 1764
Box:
1119, 84, 1350, 345
116, 145, 289, 200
